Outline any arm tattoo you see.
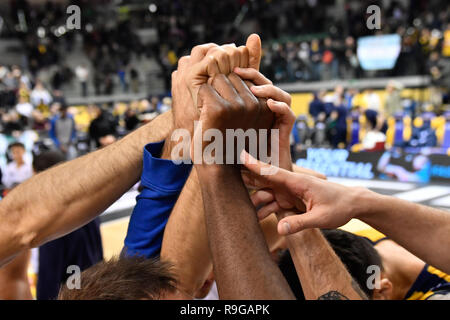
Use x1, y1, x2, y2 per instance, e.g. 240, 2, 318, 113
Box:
318, 291, 349, 300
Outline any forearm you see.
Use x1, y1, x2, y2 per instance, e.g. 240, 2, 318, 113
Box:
197, 165, 294, 300
357, 189, 450, 274
160, 169, 212, 296
0, 250, 32, 300
161, 173, 285, 297
0, 111, 173, 266
284, 227, 366, 300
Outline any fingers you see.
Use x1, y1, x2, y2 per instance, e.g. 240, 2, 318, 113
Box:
257, 201, 281, 220
237, 46, 249, 68
266, 99, 295, 126
292, 164, 327, 180
240, 150, 290, 179
227, 73, 259, 113
233, 67, 272, 86
241, 170, 269, 189
178, 55, 191, 72
251, 189, 275, 207
191, 43, 218, 63
188, 55, 221, 83
209, 47, 231, 75
246, 33, 262, 70
197, 83, 228, 112
223, 44, 241, 71
251, 85, 292, 106
210, 74, 241, 105
277, 211, 321, 236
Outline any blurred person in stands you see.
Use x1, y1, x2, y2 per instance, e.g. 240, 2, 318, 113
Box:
326, 94, 348, 148
310, 39, 322, 81
75, 64, 89, 97
363, 88, 381, 114
384, 80, 403, 118
89, 106, 118, 149
321, 37, 338, 80
342, 36, 358, 79
15, 95, 33, 128
2, 142, 32, 190
428, 51, 450, 89
34, 151, 103, 300
157, 97, 172, 114
129, 66, 140, 93
124, 106, 140, 132
49, 103, 77, 159
308, 91, 325, 122
30, 80, 52, 108
361, 110, 386, 151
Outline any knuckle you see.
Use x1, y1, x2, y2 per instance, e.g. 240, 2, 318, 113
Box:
230, 97, 245, 110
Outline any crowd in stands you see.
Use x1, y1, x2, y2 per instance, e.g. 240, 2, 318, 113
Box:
261, 1, 450, 83
0, 62, 172, 192
293, 83, 450, 156
1, 0, 450, 95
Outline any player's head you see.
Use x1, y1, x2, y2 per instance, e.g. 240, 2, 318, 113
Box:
33, 151, 66, 173
322, 229, 393, 300
279, 229, 393, 300
9, 142, 26, 163
58, 257, 188, 300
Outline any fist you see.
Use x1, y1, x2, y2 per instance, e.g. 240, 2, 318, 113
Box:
192, 73, 274, 165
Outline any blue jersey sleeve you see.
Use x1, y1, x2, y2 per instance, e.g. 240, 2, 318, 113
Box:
122, 141, 192, 258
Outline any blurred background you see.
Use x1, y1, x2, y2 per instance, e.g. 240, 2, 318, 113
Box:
0, 0, 450, 291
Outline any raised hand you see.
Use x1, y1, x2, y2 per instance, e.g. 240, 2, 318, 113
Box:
240, 151, 363, 236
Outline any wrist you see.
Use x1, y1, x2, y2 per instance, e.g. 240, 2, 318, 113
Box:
350, 186, 381, 221
195, 163, 240, 180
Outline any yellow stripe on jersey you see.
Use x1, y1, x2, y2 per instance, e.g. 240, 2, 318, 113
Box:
353, 228, 387, 244
427, 266, 450, 283
407, 290, 436, 300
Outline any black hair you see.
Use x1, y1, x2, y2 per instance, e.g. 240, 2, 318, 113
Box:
32, 150, 66, 173
8, 142, 25, 150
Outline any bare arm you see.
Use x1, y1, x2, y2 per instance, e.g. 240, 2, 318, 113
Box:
283, 226, 366, 300
242, 153, 450, 275
197, 165, 294, 300
0, 111, 173, 266
0, 250, 32, 300
160, 167, 284, 297
357, 191, 450, 274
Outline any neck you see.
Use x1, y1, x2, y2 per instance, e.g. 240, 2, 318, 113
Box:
376, 240, 425, 300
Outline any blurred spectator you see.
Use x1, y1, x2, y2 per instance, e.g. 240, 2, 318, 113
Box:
49, 104, 77, 159
308, 91, 325, 121
124, 107, 140, 132
384, 81, 404, 117
2, 142, 32, 189
363, 89, 382, 113
129, 67, 140, 93
30, 80, 52, 108
75, 64, 89, 97
89, 107, 118, 148
158, 97, 172, 114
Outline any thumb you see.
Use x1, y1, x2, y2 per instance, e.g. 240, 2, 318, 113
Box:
246, 33, 262, 70
277, 210, 321, 235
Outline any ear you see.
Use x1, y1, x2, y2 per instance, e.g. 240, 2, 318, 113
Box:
372, 277, 393, 300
